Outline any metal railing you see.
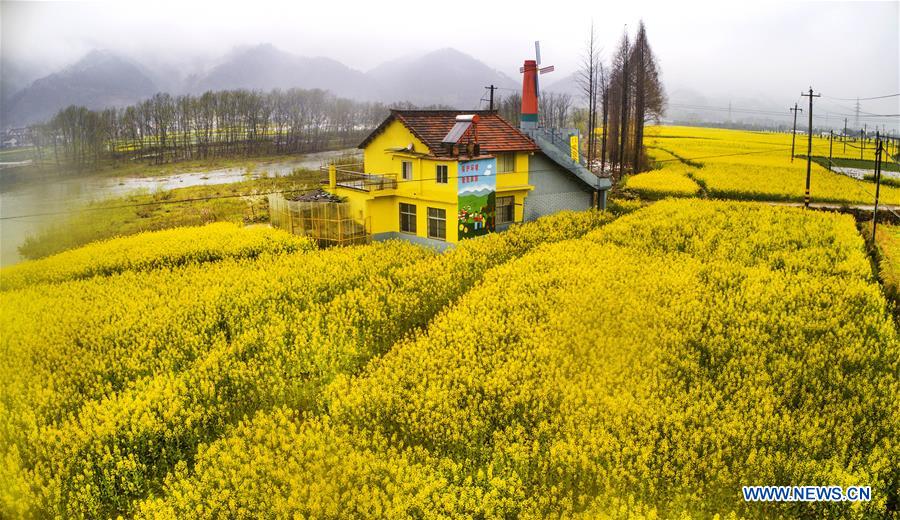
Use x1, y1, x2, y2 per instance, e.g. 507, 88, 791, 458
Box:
320, 166, 398, 191
525, 127, 590, 169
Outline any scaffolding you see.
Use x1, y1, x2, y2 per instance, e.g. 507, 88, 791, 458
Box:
268, 194, 370, 247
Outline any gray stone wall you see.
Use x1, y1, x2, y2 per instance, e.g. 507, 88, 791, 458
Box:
525, 153, 595, 221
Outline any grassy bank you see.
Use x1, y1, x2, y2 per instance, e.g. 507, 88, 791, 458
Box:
18, 169, 318, 260
0, 147, 35, 163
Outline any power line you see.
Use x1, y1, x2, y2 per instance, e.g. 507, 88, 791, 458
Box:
822, 93, 900, 101
796, 141, 900, 220
669, 103, 787, 117
670, 102, 899, 121
820, 100, 899, 118
653, 145, 794, 163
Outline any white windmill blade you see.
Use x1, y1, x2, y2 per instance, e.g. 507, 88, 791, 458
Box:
535, 41, 541, 65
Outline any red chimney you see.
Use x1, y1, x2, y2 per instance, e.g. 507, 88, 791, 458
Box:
520, 60, 538, 129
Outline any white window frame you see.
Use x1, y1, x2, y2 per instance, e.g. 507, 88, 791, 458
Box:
401, 160, 413, 181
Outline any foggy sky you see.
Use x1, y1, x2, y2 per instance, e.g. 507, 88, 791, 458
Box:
2, 0, 898, 113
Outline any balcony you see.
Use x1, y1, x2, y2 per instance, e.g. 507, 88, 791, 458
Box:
320, 164, 398, 192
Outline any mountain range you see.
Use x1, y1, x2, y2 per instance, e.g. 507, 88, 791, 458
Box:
1, 44, 797, 131
2, 50, 157, 128
543, 72, 791, 127
1, 45, 519, 129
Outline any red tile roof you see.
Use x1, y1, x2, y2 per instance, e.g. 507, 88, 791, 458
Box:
359, 110, 540, 159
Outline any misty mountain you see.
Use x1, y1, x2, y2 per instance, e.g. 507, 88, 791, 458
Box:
1, 59, 49, 108
1, 50, 157, 128
543, 73, 797, 128
544, 72, 584, 99
665, 87, 794, 127
2, 45, 527, 129
188, 44, 377, 100
367, 48, 517, 108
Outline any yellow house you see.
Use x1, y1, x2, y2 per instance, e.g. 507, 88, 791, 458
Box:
325, 109, 609, 248
325, 110, 538, 247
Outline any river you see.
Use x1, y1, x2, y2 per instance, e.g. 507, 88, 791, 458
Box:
0, 149, 355, 267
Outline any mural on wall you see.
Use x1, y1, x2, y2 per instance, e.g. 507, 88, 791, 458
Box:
457, 157, 496, 240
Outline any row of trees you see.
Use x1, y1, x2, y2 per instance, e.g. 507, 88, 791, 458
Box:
496, 90, 574, 131
29, 89, 396, 170
27, 25, 664, 177
580, 20, 666, 179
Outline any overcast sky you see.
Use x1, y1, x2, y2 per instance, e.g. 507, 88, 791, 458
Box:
2, 0, 898, 112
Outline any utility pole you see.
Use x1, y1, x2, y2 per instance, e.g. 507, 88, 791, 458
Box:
801, 87, 820, 209
872, 132, 883, 242
484, 85, 497, 111
790, 103, 802, 162
843, 118, 848, 153
862, 123, 867, 160
829, 130, 833, 165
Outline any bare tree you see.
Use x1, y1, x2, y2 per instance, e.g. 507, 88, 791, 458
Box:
28, 88, 396, 171
539, 92, 572, 128
497, 92, 522, 127
616, 29, 630, 179
599, 62, 610, 176
578, 22, 602, 172
552, 92, 572, 128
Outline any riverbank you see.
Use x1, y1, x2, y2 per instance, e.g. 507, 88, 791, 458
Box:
0, 150, 358, 187
15, 169, 319, 261
1, 149, 355, 266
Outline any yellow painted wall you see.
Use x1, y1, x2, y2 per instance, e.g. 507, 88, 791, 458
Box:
398, 198, 457, 244
495, 189, 529, 223
333, 185, 460, 243
334, 188, 374, 232
362, 120, 431, 183
367, 196, 396, 235
495, 152, 532, 225
495, 152, 531, 191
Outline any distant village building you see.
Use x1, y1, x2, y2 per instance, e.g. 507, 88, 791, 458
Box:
2, 127, 33, 149
270, 58, 611, 248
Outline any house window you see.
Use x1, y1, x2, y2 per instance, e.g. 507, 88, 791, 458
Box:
427, 207, 446, 240
436, 164, 448, 184
497, 153, 515, 173
401, 161, 413, 180
399, 203, 417, 233
497, 196, 515, 224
